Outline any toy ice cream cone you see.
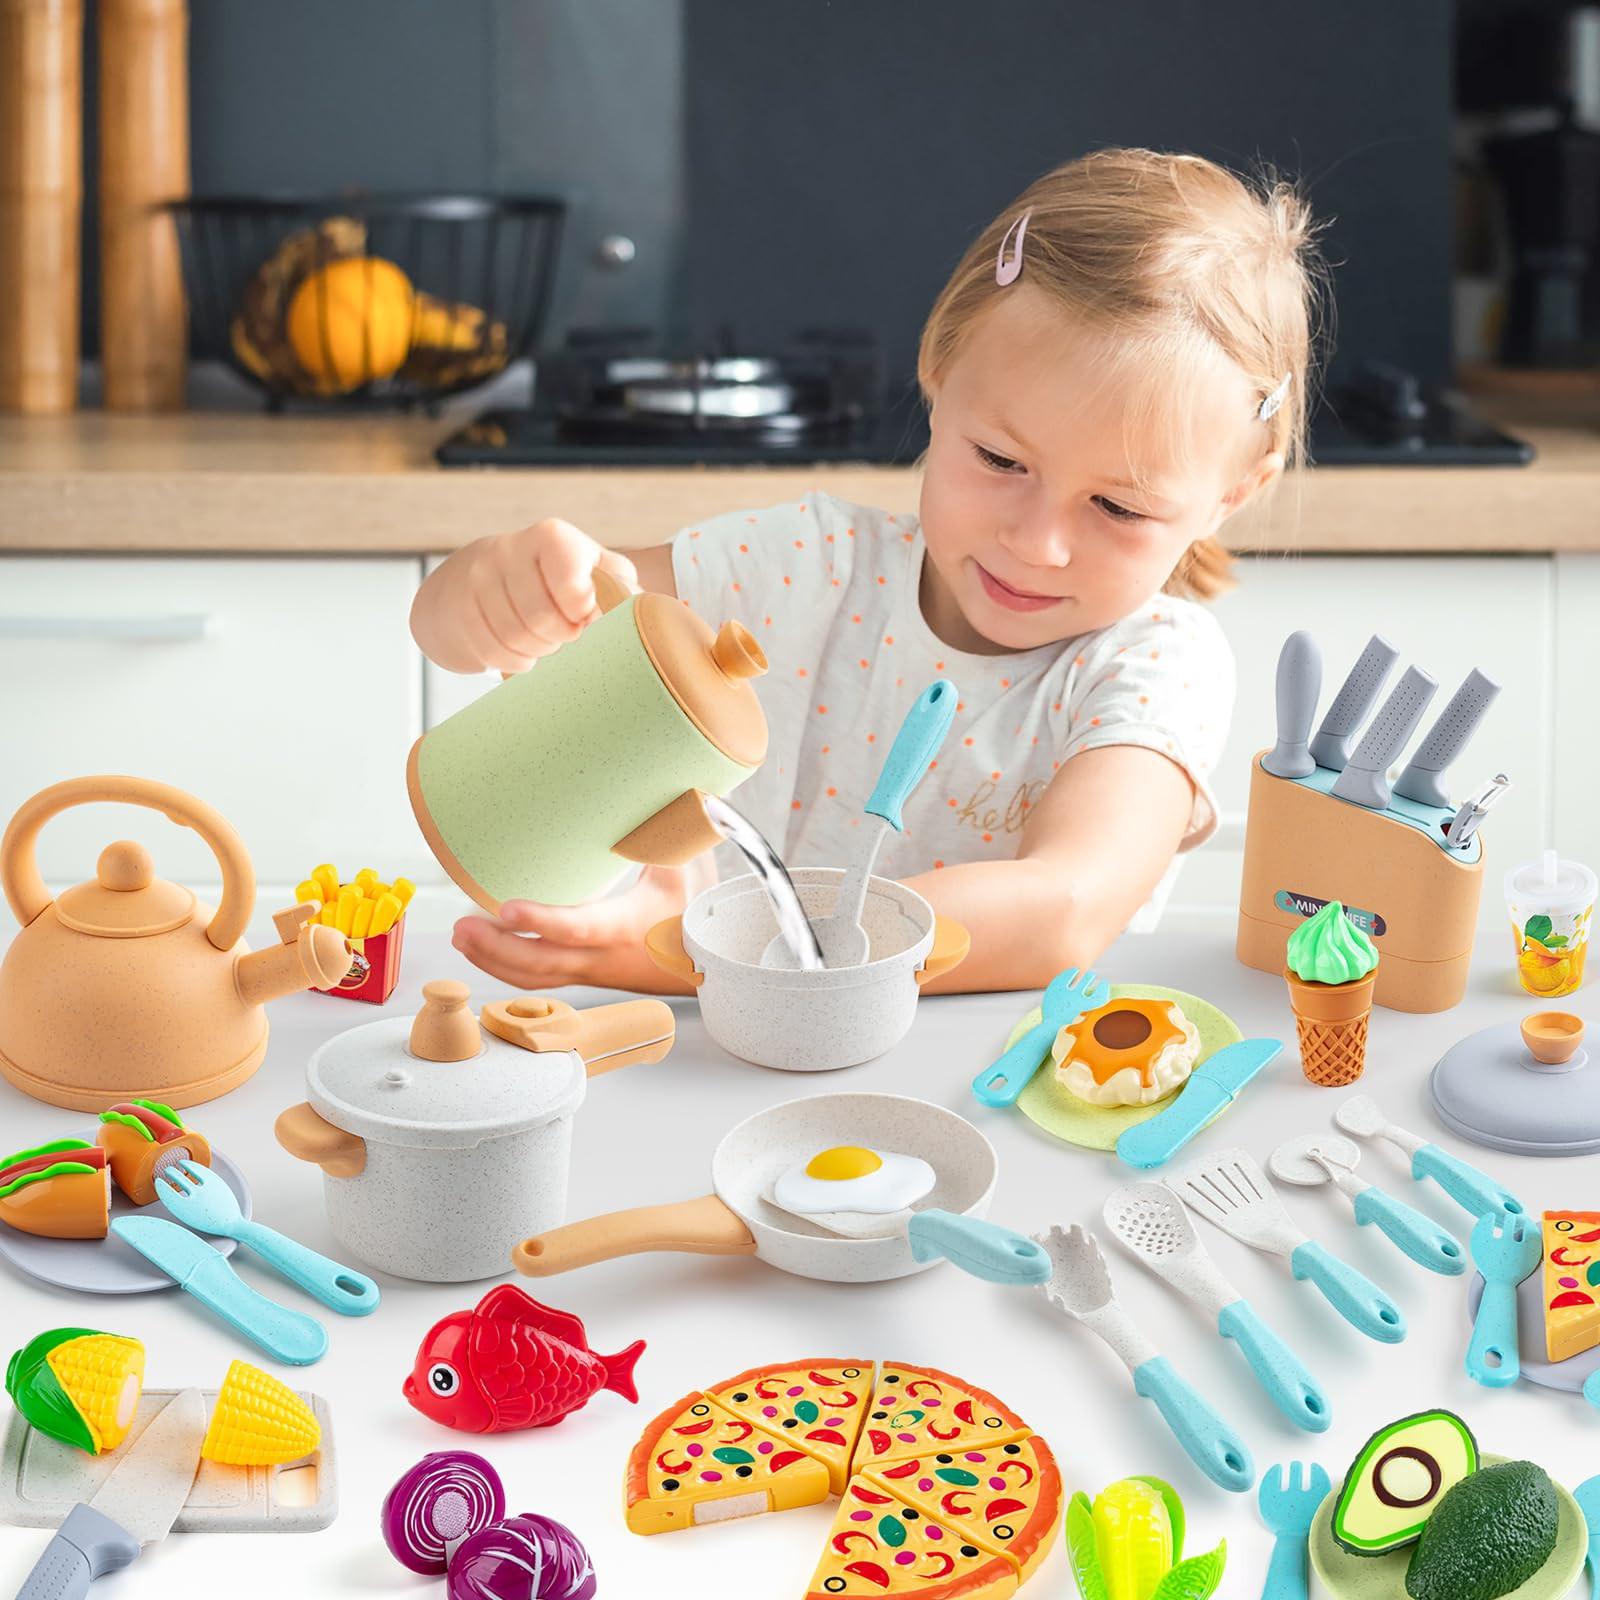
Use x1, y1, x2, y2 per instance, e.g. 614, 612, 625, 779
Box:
1284, 900, 1381, 1087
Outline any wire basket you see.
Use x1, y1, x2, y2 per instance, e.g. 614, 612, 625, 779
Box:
168, 193, 566, 407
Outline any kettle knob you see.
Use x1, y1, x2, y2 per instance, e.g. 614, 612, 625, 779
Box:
711, 621, 764, 682
98, 841, 153, 891
410, 979, 483, 1063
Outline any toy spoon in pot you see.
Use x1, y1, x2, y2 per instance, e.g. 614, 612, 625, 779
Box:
762, 679, 957, 970
1269, 1134, 1465, 1276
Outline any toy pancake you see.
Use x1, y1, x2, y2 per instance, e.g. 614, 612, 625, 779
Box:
1007, 985, 1242, 1152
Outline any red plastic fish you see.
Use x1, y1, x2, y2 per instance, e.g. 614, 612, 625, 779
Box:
402, 1285, 644, 1434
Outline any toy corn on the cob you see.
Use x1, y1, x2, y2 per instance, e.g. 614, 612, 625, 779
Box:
295, 863, 414, 937
202, 1359, 320, 1466
5, 1328, 145, 1455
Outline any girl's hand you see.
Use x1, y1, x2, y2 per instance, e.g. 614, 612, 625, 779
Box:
450, 862, 708, 995
411, 518, 639, 675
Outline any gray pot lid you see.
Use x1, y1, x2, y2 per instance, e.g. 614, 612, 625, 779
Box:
306, 1015, 586, 1150
1431, 1018, 1600, 1156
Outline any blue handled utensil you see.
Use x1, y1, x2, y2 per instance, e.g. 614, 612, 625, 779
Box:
1270, 1135, 1465, 1276
971, 965, 1111, 1108
1104, 1182, 1330, 1433
1035, 1222, 1255, 1492
1572, 1476, 1600, 1588
1466, 1207, 1541, 1388
1334, 1095, 1523, 1217
156, 1158, 380, 1315
1585, 1372, 1600, 1414
1116, 1037, 1283, 1169
111, 1215, 329, 1365
762, 678, 957, 969
1170, 1147, 1407, 1344
906, 1210, 1052, 1286
1258, 1461, 1332, 1600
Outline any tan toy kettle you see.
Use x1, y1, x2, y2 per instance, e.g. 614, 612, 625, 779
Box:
0, 775, 353, 1110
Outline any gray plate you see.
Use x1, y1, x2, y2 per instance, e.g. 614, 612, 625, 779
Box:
1465, 1271, 1600, 1394
0, 1142, 251, 1294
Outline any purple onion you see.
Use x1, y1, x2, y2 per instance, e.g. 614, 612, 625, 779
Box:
382, 1451, 506, 1575
447, 1513, 596, 1600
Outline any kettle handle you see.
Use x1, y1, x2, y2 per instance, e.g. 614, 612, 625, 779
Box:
1, 776, 256, 951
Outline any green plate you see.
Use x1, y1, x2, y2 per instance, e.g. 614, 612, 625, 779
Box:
1006, 984, 1243, 1152
1309, 1457, 1587, 1600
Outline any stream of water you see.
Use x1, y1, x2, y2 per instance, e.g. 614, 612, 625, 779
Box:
701, 794, 825, 971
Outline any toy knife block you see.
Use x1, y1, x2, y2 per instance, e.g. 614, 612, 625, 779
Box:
1236, 751, 1484, 1013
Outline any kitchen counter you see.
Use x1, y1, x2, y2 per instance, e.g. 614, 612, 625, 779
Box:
1, 388, 1597, 555
0, 921, 1589, 1600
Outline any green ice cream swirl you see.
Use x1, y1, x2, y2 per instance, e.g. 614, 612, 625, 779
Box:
1286, 899, 1379, 983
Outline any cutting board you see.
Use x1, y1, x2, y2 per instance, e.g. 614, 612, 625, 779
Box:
0, 1386, 336, 1532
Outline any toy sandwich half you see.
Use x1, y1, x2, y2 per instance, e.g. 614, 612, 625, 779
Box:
96, 1100, 211, 1207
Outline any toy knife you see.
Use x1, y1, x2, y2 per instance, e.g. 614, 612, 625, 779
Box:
1392, 668, 1500, 808
1116, 1038, 1283, 1169
14, 1387, 204, 1600
1330, 666, 1438, 810
111, 1216, 328, 1366
1308, 635, 1399, 770
1262, 631, 1321, 779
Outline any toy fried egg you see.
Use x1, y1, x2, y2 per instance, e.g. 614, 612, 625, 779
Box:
771, 1145, 936, 1225
1052, 998, 1201, 1108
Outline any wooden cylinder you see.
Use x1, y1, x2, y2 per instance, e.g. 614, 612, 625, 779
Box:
98, 0, 187, 410
0, 0, 83, 413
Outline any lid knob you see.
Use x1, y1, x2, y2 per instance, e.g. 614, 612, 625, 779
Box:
410, 979, 483, 1063
711, 621, 766, 682
97, 841, 154, 892
1522, 1010, 1586, 1067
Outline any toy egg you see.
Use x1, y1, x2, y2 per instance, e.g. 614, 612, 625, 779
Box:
770, 1145, 935, 1240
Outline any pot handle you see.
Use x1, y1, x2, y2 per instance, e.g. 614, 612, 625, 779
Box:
482, 996, 676, 1076
513, 1194, 756, 1276
274, 1103, 367, 1178
644, 916, 704, 988
915, 915, 970, 988
2, 775, 256, 950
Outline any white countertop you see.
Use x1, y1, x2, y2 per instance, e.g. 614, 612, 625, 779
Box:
0, 921, 1591, 1600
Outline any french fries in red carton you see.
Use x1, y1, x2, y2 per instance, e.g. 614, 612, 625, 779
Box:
296, 863, 412, 1004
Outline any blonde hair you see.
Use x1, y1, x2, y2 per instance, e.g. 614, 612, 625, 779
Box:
918, 148, 1327, 599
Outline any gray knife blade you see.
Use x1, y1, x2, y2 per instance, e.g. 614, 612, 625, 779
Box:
1262, 631, 1322, 778
1308, 635, 1400, 770
1392, 667, 1501, 808
1331, 665, 1438, 810
15, 1388, 205, 1600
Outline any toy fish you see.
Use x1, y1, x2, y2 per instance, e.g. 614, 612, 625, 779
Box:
402, 1285, 644, 1435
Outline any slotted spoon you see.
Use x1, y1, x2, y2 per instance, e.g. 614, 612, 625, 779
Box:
1033, 1222, 1254, 1492
1167, 1147, 1406, 1343
1104, 1181, 1329, 1432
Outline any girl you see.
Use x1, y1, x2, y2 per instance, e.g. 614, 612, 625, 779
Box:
412, 148, 1324, 994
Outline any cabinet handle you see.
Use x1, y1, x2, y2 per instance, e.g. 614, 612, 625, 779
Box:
0, 614, 216, 642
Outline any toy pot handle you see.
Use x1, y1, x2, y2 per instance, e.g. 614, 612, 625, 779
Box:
915, 916, 970, 988
1, 775, 256, 952
274, 1103, 367, 1178
483, 996, 676, 1075
513, 1194, 756, 1276
644, 916, 704, 988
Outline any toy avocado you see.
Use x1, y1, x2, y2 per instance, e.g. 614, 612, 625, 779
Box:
1332, 1410, 1479, 1556
1405, 1462, 1559, 1600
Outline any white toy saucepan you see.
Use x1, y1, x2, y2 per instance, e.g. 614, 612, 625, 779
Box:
646, 870, 969, 1070
513, 1091, 998, 1284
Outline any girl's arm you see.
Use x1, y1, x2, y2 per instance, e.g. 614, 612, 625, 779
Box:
903, 744, 1196, 993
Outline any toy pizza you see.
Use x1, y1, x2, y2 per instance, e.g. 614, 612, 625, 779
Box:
626, 1358, 1058, 1600
1541, 1211, 1600, 1362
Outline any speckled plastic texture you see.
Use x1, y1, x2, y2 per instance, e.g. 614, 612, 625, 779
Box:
1432, 1019, 1600, 1156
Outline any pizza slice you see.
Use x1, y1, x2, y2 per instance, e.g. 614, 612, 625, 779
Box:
860, 1437, 1061, 1584
625, 1390, 831, 1534
1542, 1211, 1600, 1362
709, 1359, 876, 1494
852, 1363, 1030, 1469
806, 1476, 1018, 1599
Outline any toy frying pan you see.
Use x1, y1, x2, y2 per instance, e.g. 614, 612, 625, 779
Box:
513, 1092, 998, 1285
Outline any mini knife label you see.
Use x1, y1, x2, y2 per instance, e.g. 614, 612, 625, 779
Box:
1274, 889, 1386, 938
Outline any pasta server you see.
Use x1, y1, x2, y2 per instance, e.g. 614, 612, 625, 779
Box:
1167, 1147, 1406, 1344
1268, 1134, 1465, 1276
1033, 1222, 1255, 1492
1104, 1181, 1329, 1432
1332, 1094, 1523, 1217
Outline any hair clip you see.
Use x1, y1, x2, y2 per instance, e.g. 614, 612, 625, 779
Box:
995, 212, 1031, 286
1257, 372, 1291, 422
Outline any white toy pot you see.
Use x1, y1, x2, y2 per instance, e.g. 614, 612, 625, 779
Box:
275, 983, 674, 1282
645, 869, 969, 1070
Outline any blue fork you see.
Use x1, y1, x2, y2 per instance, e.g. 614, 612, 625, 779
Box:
1258, 1461, 1332, 1600
971, 966, 1110, 1107
1466, 1207, 1540, 1388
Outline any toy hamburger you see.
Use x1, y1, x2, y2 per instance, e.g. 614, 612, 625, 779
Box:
0, 1140, 111, 1239
96, 1100, 211, 1207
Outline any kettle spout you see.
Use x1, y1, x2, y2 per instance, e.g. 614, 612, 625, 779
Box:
235, 905, 353, 1007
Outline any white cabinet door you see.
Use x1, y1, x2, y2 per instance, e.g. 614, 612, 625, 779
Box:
1175, 554, 1553, 921
1553, 554, 1600, 859
0, 556, 430, 904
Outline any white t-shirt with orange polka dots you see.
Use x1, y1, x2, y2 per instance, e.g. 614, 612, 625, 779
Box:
671, 492, 1234, 920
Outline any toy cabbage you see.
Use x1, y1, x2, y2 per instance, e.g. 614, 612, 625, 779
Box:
1066, 1477, 1226, 1600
